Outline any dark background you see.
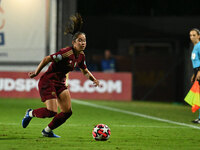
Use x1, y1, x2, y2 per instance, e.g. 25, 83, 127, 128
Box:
58, 0, 200, 102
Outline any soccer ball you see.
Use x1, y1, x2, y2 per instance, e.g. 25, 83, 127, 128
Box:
92, 124, 111, 141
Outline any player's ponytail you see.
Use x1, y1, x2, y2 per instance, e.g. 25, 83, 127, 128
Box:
64, 13, 85, 41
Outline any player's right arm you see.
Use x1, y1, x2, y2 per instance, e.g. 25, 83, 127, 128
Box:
28, 56, 52, 78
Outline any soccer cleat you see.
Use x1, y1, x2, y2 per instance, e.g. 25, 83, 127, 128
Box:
42, 129, 60, 138
22, 109, 33, 128
192, 118, 200, 124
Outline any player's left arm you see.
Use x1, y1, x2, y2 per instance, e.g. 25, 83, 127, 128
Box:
81, 68, 100, 87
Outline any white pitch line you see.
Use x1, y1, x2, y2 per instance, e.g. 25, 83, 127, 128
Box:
72, 99, 200, 130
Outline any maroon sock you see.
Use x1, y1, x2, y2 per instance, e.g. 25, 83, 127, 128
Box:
33, 108, 57, 118
48, 111, 72, 130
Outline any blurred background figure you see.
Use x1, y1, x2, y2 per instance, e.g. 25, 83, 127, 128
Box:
86, 55, 99, 72
101, 49, 116, 73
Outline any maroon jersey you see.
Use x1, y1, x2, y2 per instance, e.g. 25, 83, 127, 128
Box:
43, 47, 87, 82
38, 47, 87, 102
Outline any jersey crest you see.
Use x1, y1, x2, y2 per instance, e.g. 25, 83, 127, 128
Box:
192, 53, 196, 60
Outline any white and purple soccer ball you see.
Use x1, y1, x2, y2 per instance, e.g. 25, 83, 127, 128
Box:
92, 124, 111, 141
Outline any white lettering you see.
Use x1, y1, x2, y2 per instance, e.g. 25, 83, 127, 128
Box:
84, 80, 95, 93
0, 78, 122, 94
68, 79, 122, 94
0, 79, 3, 90
4, 78, 15, 91
36, 80, 39, 90
0, 78, 39, 92
107, 80, 122, 93
68, 79, 81, 92
96, 80, 107, 93
16, 79, 25, 91
26, 79, 36, 92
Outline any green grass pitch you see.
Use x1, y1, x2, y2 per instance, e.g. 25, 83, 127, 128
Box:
0, 98, 200, 150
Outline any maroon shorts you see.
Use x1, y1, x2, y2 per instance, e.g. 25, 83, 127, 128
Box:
38, 75, 67, 102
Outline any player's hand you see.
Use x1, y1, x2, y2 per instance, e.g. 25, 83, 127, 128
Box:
93, 79, 100, 87
28, 72, 37, 78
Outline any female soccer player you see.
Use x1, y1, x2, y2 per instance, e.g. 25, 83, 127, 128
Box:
22, 13, 99, 137
189, 28, 200, 123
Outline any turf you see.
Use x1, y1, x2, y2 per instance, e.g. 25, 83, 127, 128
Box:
0, 98, 200, 150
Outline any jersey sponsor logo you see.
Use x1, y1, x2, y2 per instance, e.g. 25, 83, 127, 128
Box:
68, 79, 122, 93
